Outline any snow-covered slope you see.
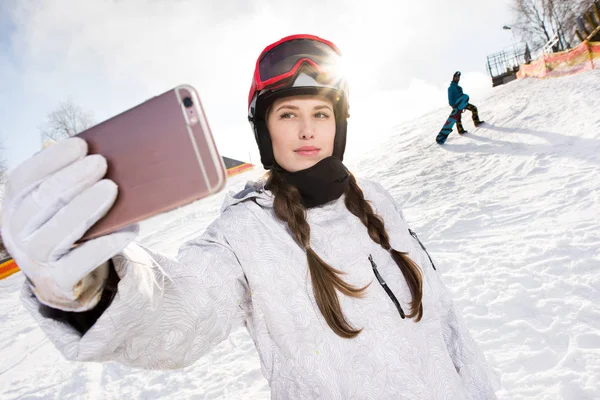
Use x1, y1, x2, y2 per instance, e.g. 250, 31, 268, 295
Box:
1, 70, 599, 399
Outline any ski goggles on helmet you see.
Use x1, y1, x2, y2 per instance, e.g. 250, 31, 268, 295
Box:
248, 34, 349, 119
254, 35, 343, 91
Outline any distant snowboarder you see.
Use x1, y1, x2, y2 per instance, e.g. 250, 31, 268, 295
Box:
436, 71, 484, 144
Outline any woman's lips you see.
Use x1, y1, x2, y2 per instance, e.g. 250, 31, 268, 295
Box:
294, 146, 320, 156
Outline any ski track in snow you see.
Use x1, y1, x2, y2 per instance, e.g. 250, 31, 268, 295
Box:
1, 70, 599, 399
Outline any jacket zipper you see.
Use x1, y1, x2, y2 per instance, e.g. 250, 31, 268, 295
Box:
408, 229, 437, 271
368, 254, 405, 319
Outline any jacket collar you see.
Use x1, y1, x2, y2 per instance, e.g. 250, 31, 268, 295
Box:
221, 179, 412, 253
221, 179, 273, 213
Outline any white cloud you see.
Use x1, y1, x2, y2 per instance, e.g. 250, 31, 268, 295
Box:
1, 0, 513, 170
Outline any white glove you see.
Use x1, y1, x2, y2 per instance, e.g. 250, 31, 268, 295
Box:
0, 137, 138, 311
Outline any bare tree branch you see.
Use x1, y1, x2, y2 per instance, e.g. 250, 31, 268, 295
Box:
513, 0, 553, 48
40, 99, 95, 144
512, 0, 597, 50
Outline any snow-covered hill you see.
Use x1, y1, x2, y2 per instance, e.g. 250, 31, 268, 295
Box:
1, 70, 599, 399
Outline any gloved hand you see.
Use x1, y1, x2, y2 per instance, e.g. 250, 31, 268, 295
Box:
0, 137, 138, 311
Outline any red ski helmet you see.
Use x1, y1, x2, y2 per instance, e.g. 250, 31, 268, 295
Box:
247, 34, 350, 170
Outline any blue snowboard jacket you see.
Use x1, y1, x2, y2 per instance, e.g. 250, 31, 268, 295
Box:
448, 81, 464, 107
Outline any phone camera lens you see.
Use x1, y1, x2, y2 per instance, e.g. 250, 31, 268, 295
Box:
183, 97, 193, 108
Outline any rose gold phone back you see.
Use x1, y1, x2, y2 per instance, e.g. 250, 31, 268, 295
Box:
77, 85, 226, 241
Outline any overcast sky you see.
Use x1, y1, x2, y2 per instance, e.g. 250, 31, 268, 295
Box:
0, 0, 517, 171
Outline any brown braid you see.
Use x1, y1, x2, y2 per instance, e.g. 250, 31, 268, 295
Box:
268, 168, 423, 339
344, 174, 423, 321
269, 168, 369, 338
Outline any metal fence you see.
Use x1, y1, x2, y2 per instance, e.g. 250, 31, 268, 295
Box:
486, 43, 530, 86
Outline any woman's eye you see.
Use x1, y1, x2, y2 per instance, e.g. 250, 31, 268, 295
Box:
315, 112, 330, 119
280, 112, 295, 119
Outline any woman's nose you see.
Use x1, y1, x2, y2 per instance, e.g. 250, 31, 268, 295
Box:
299, 117, 315, 139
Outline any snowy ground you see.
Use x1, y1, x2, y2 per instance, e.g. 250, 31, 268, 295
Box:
1, 70, 599, 399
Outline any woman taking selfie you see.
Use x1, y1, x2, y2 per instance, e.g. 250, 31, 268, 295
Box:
1, 34, 497, 399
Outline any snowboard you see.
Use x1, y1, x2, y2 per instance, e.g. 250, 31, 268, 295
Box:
435, 94, 470, 144
435, 108, 463, 144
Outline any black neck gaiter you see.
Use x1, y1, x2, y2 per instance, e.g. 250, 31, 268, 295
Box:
274, 156, 350, 209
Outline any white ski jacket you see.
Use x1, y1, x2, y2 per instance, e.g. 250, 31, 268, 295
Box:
21, 179, 498, 399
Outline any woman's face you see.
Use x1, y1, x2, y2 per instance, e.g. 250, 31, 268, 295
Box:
266, 95, 336, 173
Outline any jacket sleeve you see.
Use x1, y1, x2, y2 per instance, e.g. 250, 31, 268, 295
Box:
448, 85, 466, 107
370, 181, 499, 399
20, 216, 251, 370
